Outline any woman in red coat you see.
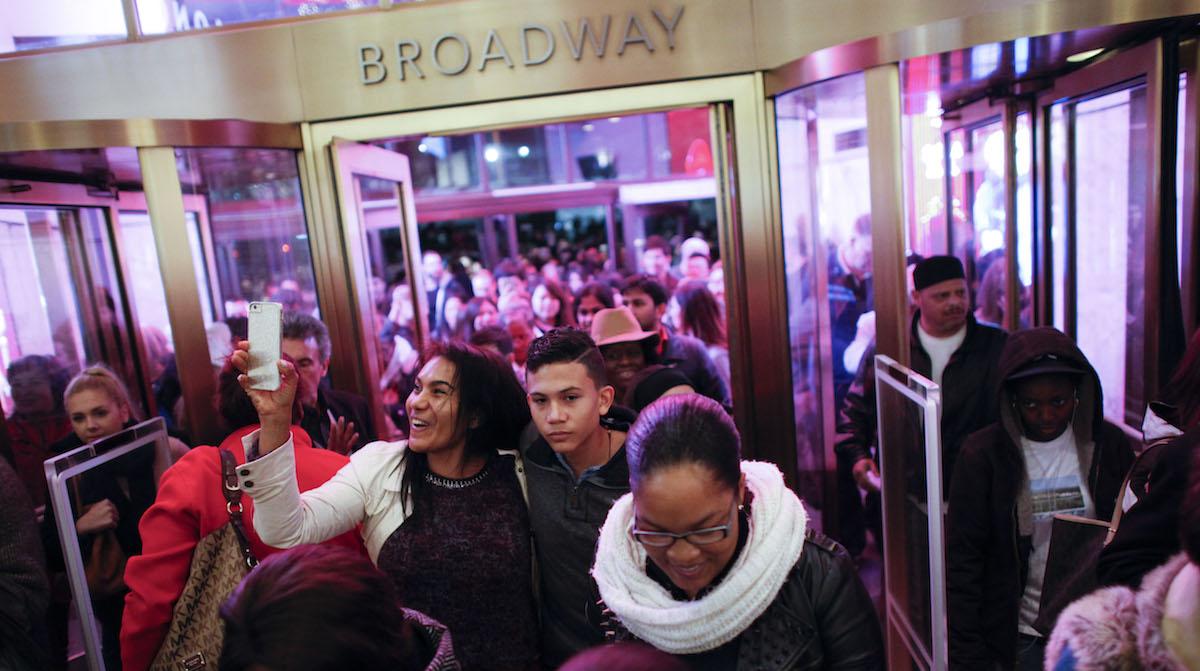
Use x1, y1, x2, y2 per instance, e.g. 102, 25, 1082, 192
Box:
120, 363, 365, 671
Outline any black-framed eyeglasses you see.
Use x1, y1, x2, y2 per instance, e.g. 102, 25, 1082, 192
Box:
630, 502, 737, 548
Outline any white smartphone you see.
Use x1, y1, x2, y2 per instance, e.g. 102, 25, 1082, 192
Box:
247, 301, 283, 391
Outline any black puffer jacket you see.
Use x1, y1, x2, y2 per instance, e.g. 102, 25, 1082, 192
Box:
946, 328, 1135, 669
835, 314, 1007, 490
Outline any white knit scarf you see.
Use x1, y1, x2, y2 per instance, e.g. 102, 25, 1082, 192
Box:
591, 460, 808, 654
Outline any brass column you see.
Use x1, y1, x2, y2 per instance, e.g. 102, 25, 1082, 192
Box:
138, 147, 222, 445
865, 64, 910, 366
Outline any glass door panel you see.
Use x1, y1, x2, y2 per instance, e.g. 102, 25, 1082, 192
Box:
0, 207, 87, 397
177, 148, 317, 319
0, 201, 157, 520
1044, 38, 1163, 430
1014, 112, 1034, 329
1072, 84, 1149, 424
775, 72, 872, 545
331, 140, 422, 439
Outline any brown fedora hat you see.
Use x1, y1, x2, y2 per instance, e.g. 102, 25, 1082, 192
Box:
590, 307, 660, 348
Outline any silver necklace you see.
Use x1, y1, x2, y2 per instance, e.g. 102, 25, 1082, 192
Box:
424, 462, 491, 489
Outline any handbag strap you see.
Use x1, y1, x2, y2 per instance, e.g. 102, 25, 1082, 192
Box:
219, 449, 259, 570
1104, 437, 1171, 546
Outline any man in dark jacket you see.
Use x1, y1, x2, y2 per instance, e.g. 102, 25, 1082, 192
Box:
620, 275, 731, 408
946, 327, 1135, 670
281, 312, 376, 453
835, 256, 1006, 554
522, 328, 636, 667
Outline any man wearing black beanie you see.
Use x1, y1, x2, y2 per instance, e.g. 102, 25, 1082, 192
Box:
834, 255, 1007, 539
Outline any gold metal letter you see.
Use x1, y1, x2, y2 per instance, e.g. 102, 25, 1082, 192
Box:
359, 43, 386, 85
521, 23, 555, 66
651, 6, 685, 50
559, 16, 611, 60
395, 39, 425, 80
617, 14, 655, 55
478, 29, 515, 71
431, 33, 471, 75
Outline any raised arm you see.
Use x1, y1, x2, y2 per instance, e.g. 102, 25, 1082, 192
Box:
231, 343, 369, 550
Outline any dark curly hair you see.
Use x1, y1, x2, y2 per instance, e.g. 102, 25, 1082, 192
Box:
399, 341, 531, 509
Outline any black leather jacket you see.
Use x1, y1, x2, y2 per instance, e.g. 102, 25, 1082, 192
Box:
605, 530, 884, 670
835, 314, 1007, 487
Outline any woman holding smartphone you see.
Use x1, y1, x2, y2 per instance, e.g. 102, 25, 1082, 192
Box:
231, 340, 539, 671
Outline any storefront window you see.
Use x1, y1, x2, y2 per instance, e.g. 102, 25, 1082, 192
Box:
0, 0, 126, 53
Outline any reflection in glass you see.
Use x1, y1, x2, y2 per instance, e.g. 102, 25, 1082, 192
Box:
386, 136, 480, 194
0, 0, 126, 53
964, 121, 1006, 302
373, 108, 714, 197
135, 0, 378, 35
350, 173, 419, 439
1073, 85, 1148, 425
0, 208, 86, 411
903, 87, 948, 258
1050, 104, 1068, 332
775, 72, 872, 540
175, 148, 317, 319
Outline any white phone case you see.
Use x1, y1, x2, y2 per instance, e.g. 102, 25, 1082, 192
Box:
247, 301, 283, 391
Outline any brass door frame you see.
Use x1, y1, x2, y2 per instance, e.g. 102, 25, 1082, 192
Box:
1181, 38, 1200, 337
302, 74, 794, 467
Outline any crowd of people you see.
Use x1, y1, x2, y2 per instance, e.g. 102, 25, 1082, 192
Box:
1, 230, 1198, 671
369, 235, 732, 435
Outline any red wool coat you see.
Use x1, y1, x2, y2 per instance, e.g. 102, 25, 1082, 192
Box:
120, 425, 365, 671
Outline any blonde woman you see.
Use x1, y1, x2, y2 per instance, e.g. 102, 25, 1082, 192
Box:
48, 365, 186, 668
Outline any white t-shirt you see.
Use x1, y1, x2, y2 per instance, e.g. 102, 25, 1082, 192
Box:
917, 323, 966, 387
1017, 426, 1095, 635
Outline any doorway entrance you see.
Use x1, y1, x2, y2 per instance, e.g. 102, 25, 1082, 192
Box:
304, 74, 790, 467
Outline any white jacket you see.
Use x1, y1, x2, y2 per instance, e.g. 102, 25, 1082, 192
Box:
236, 431, 527, 562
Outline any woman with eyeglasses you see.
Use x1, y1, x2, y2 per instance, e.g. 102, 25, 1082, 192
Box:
592, 394, 883, 670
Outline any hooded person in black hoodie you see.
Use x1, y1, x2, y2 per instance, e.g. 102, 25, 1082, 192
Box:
946, 327, 1135, 670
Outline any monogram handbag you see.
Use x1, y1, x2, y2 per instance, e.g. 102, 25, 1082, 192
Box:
150, 450, 258, 671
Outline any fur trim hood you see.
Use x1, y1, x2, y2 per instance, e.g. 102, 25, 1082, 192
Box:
1045, 554, 1194, 670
